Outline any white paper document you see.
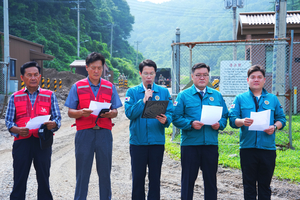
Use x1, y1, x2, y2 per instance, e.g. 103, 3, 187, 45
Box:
26, 115, 51, 129
200, 105, 223, 125
89, 101, 111, 116
248, 109, 271, 131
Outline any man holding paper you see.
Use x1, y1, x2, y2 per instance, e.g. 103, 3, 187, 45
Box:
228, 65, 286, 200
5, 61, 61, 199
172, 63, 228, 200
65, 52, 122, 200
124, 59, 173, 200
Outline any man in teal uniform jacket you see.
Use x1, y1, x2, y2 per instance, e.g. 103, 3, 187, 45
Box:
173, 63, 228, 200
229, 65, 286, 200
125, 59, 173, 200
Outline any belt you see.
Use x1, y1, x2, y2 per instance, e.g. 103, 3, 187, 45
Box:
92, 125, 103, 130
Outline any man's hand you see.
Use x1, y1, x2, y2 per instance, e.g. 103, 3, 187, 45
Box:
143, 89, 153, 103
264, 125, 276, 135
192, 121, 204, 130
17, 127, 29, 137
81, 108, 93, 117
100, 109, 118, 119
156, 114, 167, 124
44, 121, 57, 130
211, 122, 220, 130
243, 118, 254, 127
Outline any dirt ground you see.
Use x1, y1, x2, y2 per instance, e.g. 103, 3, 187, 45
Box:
0, 69, 300, 199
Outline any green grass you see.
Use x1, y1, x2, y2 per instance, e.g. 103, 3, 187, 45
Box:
165, 116, 300, 183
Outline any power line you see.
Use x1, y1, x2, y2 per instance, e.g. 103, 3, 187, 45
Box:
126, 0, 231, 13
24, 0, 86, 58
115, 1, 235, 17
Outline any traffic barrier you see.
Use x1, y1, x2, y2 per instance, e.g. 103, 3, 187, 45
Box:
212, 79, 219, 91
47, 78, 50, 89
54, 78, 57, 92
119, 78, 124, 88
22, 77, 62, 92
59, 79, 62, 89
21, 81, 25, 89
41, 77, 45, 88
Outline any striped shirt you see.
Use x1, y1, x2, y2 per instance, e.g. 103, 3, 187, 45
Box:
5, 87, 61, 137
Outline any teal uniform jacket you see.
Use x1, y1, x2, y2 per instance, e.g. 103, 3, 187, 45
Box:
228, 88, 286, 150
172, 85, 228, 146
125, 83, 173, 145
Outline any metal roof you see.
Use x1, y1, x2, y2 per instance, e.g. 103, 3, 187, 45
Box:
69, 60, 86, 67
239, 11, 300, 26
69, 60, 109, 72
237, 11, 300, 38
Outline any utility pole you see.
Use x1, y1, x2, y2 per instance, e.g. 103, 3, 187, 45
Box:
3, 0, 9, 94
224, 0, 244, 60
71, 0, 85, 58
14, 0, 85, 59
272, 0, 287, 108
100, 23, 116, 60
110, 23, 114, 60
134, 41, 141, 67
108, 23, 116, 60
3, 0, 9, 66
77, 0, 80, 58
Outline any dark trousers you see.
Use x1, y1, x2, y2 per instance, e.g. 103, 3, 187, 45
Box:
74, 128, 113, 200
181, 145, 218, 200
130, 144, 164, 200
10, 136, 52, 200
240, 148, 276, 200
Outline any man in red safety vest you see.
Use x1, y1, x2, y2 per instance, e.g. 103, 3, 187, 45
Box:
5, 61, 61, 200
65, 52, 122, 200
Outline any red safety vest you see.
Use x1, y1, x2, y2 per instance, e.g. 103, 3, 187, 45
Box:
75, 78, 113, 131
14, 88, 52, 141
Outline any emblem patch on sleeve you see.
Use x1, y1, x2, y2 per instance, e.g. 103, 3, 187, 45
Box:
230, 104, 235, 109
125, 97, 130, 102
173, 101, 178, 106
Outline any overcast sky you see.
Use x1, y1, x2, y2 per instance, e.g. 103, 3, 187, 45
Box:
138, 0, 171, 3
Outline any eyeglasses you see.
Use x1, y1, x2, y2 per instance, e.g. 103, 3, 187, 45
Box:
90, 66, 102, 71
194, 73, 209, 78
142, 73, 155, 77
249, 75, 264, 80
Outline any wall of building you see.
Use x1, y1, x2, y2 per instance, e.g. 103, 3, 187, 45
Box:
9, 36, 43, 90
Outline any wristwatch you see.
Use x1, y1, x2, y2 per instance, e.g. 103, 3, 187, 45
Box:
274, 125, 277, 132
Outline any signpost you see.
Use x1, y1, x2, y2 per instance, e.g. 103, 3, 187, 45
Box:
220, 60, 251, 107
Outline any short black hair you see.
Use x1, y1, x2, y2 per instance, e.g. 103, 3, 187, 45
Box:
139, 59, 157, 73
86, 52, 106, 66
247, 65, 265, 77
191, 63, 210, 73
20, 61, 41, 75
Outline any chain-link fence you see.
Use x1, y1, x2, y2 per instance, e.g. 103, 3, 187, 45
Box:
171, 37, 299, 150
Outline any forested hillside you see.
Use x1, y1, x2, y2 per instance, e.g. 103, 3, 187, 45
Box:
1, 0, 299, 83
127, 0, 298, 68
0, 0, 144, 84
